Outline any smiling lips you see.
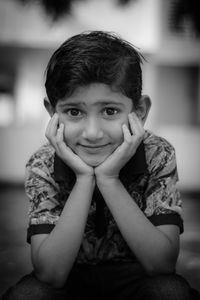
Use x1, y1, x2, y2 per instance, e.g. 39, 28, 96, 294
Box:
81, 144, 108, 148
79, 144, 109, 152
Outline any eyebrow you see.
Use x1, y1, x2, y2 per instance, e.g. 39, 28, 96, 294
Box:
58, 101, 125, 108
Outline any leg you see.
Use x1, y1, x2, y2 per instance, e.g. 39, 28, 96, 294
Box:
1, 272, 68, 300
134, 273, 199, 300
96, 262, 199, 300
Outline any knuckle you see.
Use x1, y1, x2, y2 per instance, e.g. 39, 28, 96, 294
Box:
127, 139, 132, 146
55, 137, 61, 145
125, 137, 132, 145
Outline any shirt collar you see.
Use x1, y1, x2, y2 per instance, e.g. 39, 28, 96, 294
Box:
54, 141, 147, 184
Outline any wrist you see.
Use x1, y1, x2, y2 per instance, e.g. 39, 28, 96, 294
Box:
76, 174, 95, 185
96, 175, 119, 187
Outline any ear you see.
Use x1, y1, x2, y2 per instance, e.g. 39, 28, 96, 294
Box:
135, 95, 151, 125
44, 97, 55, 117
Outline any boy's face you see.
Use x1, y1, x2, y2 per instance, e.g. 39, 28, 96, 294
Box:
55, 83, 133, 167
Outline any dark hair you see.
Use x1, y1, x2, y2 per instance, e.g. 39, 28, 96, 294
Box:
45, 31, 144, 107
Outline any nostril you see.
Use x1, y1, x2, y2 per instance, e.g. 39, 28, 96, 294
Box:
82, 127, 103, 140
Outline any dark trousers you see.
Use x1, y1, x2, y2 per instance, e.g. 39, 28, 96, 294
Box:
1, 262, 199, 300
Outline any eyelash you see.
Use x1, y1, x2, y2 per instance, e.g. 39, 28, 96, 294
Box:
65, 108, 82, 117
64, 107, 120, 118
103, 107, 119, 116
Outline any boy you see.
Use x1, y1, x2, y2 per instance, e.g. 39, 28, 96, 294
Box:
2, 31, 199, 299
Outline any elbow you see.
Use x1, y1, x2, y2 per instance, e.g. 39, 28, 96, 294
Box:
51, 275, 68, 289
143, 250, 178, 276
32, 257, 70, 288
34, 268, 68, 288
144, 260, 176, 276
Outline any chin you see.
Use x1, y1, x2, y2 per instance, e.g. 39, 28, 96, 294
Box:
89, 161, 101, 167
81, 155, 108, 167
83, 158, 103, 167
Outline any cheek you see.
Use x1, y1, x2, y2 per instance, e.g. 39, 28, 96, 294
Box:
62, 122, 79, 146
57, 114, 81, 148
109, 122, 124, 145
110, 114, 131, 144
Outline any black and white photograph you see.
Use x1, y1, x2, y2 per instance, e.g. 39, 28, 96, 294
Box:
0, 0, 200, 299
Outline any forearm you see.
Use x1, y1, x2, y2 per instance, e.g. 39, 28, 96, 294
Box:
97, 177, 178, 274
33, 176, 95, 287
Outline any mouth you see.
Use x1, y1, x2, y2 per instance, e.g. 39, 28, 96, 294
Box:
78, 143, 110, 153
80, 144, 109, 149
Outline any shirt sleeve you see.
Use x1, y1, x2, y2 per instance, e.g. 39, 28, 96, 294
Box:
144, 140, 183, 233
25, 148, 63, 243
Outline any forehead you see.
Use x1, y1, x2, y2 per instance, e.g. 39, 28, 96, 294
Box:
56, 83, 133, 108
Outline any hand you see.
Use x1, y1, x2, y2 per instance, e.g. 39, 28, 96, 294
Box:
95, 112, 145, 182
45, 113, 94, 179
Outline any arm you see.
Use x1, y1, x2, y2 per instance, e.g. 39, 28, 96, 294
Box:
31, 176, 95, 288
30, 114, 95, 287
96, 177, 179, 275
95, 112, 180, 275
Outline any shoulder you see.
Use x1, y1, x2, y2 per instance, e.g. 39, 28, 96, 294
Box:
143, 130, 177, 176
26, 143, 55, 178
26, 143, 55, 166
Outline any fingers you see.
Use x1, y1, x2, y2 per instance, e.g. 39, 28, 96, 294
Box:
45, 113, 65, 155
128, 112, 145, 140
119, 112, 145, 155
56, 123, 64, 144
55, 123, 67, 155
112, 124, 131, 156
122, 124, 132, 144
45, 113, 59, 141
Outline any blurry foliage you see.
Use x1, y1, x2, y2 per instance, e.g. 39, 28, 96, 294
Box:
13, 0, 200, 36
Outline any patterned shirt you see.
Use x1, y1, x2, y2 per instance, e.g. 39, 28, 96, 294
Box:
25, 130, 183, 265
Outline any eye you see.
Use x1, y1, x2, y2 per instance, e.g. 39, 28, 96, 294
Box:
103, 107, 119, 116
65, 108, 82, 117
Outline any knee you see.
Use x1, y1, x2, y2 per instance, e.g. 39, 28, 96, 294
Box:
2, 273, 68, 300
137, 274, 193, 300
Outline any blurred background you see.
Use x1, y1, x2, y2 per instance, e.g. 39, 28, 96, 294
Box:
0, 0, 200, 295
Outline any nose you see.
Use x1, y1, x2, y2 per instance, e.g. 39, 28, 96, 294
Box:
82, 117, 103, 141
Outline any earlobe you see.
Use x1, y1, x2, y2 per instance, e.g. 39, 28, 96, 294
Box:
136, 95, 151, 125
44, 97, 55, 117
